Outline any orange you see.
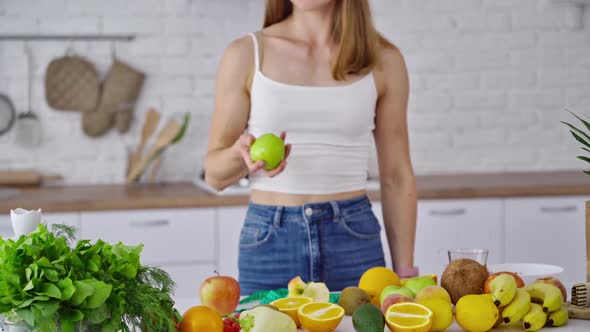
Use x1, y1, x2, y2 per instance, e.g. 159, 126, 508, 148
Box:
385, 302, 433, 332
358, 266, 401, 306
297, 302, 345, 332
270, 296, 313, 327
178, 305, 223, 332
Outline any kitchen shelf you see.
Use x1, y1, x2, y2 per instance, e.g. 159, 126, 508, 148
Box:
0, 34, 137, 41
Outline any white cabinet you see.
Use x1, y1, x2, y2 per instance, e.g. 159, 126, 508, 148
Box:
217, 206, 248, 281
160, 263, 217, 303
80, 208, 216, 266
414, 199, 504, 278
0, 212, 79, 239
0, 215, 12, 238
504, 196, 589, 283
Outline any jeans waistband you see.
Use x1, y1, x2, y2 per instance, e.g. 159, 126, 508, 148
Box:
245, 194, 372, 224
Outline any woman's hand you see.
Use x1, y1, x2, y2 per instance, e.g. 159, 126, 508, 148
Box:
232, 131, 291, 177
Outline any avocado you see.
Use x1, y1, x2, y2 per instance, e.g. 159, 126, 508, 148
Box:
352, 303, 385, 332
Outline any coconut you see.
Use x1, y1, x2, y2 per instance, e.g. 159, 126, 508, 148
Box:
440, 258, 489, 304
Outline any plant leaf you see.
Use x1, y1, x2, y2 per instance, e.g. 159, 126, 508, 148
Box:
562, 121, 590, 143
570, 130, 590, 149
84, 304, 109, 324
84, 280, 112, 309
577, 156, 590, 164
37, 283, 62, 299
43, 268, 59, 282
16, 308, 35, 326
57, 278, 76, 301
70, 280, 95, 307
566, 109, 590, 132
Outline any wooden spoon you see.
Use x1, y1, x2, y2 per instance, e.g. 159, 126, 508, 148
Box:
126, 118, 182, 182
127, 108, 161, 176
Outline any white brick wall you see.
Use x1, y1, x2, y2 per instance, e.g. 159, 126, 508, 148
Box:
0, 0, 589, 184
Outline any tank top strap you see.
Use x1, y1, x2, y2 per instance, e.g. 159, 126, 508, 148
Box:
248, 32, 261, 72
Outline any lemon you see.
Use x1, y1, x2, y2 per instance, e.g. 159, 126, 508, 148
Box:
358, 266, 401, 306
455, 294, 499, 332
416, 298, 454, 332
385, 302, 433, 332
297, 302, 345, 332
270, 296, 312, 327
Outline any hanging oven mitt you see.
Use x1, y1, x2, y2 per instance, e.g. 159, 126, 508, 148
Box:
82, 58, 145, 137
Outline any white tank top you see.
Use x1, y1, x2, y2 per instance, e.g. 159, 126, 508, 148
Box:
247, 32, 378, 194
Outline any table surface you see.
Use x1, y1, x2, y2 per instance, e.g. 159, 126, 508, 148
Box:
174, 297, 590, 332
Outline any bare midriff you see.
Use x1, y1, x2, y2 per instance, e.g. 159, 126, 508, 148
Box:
250, 188, 367, 206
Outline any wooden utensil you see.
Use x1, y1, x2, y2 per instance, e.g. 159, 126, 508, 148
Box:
126, 118, 182, 182
127, 108, 161, 177
0, 170, 62, 187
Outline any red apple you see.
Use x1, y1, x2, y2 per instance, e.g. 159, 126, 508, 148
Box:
536, 277, 568, 301
380, 294, 414, 314
484, 271, 525, 293
199, 271, 240, 316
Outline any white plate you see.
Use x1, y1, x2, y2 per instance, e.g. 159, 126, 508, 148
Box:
488, 263, 564, 284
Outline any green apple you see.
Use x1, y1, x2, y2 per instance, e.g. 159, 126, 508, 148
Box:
379, 285, 415, 305
249, 133, 285, 170
404, 276, 437, 295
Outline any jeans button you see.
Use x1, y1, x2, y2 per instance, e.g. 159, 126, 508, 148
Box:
304, 207, 313, 216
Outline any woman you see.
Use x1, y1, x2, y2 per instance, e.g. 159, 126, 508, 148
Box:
205, 0, 418, 295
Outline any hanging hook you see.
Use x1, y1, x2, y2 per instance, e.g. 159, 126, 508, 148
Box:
110, 40, 117, 60
65, 38, 75, 56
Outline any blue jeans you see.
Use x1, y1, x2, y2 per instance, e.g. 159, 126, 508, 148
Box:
238, 194, 387, 295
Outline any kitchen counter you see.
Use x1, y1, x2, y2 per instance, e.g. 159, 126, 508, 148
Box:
1, 171, 590, 213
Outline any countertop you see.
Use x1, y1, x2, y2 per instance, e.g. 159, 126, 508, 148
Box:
1, 171, 590, 213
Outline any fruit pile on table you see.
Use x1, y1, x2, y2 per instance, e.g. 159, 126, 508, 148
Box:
176, 259, 569, 332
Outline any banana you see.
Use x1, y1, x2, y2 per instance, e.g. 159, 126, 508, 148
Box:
546, 305, 569, 327
522, 303, 548, 332
502, 288, 531, 324
490, 273, 518, 307
524, 282, 563, 313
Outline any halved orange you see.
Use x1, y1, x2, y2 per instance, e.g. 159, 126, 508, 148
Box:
270, 296, 313, 327
297, 302, 345, 332
385, 302, 433, 332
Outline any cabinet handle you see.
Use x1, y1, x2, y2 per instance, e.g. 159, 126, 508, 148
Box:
539, 206, 577, 213
129, 219, 171, 228
428, 208, 467, 216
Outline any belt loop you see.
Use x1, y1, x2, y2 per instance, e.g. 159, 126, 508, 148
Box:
273, 206, 284, 227
329, 201, 341, 223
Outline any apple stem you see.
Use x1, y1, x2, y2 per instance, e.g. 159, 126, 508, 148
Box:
214, 270, 220, 277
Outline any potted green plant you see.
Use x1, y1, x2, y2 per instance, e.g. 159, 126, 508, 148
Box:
0, 224, 182, 332
561, 110, 590, 282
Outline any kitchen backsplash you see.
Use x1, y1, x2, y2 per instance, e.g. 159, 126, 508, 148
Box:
0, 0, 589, 184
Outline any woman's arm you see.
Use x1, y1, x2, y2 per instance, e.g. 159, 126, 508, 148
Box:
204, 36, 288, 190
373, 47, 418, 278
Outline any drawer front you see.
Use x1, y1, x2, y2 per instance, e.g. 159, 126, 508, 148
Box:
159, 263, 218, 309
81, 208, 216, 265
0, 215, 11, 238
217, 206, 248, 281
505, 196, 589, 282
415, 199, 503, 277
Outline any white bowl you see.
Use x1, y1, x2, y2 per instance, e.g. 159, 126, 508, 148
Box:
487, 263, 564, 285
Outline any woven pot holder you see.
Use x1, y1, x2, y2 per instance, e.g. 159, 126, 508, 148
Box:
45, 55, 100, 112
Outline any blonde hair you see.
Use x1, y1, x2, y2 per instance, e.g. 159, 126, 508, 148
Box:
263, 0, 395, 80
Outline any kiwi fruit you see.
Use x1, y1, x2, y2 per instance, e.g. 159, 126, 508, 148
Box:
440, 258, 489, 304
339, 286, 372, 315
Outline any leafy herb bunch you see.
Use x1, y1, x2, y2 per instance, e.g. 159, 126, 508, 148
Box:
0, 224, 182, 332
